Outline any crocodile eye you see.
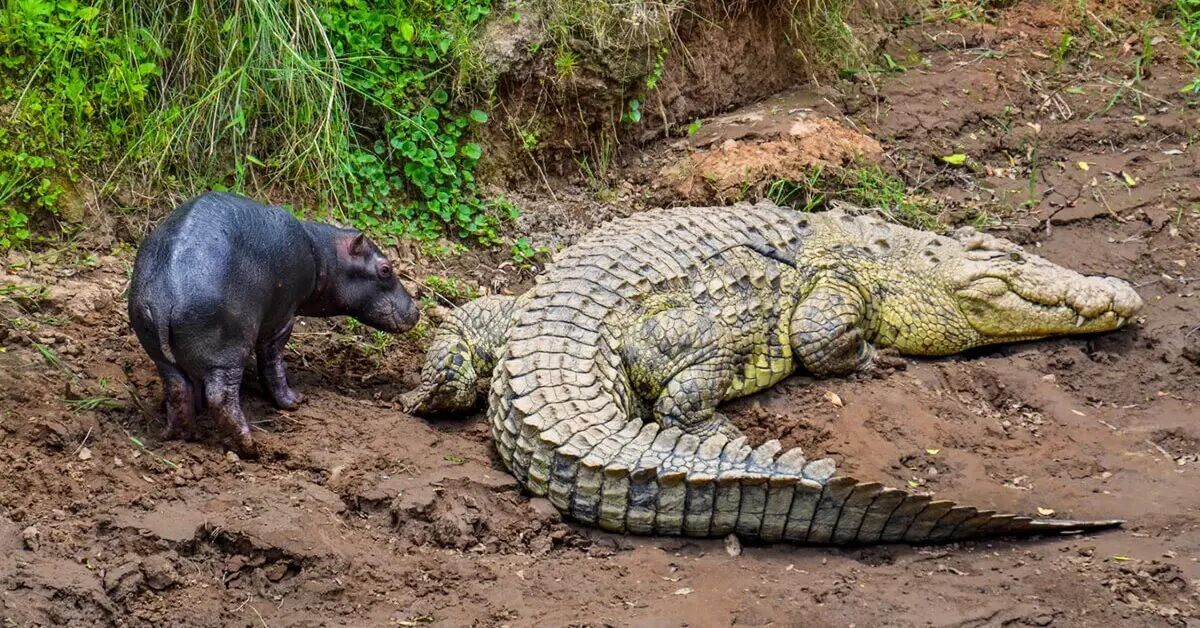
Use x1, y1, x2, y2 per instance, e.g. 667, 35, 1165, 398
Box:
1010, 252, 1023, 263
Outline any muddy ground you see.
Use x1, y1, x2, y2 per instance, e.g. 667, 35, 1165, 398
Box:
3, 2, 1200, 626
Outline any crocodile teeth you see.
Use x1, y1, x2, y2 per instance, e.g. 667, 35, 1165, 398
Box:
1075, 315, 1086, 327
1116, 316, 1126, 327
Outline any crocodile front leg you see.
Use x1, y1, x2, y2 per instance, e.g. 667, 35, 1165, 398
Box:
790, 276, 876, 377
623, 307, 743, 439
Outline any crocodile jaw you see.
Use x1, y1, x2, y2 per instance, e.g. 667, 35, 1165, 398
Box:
942, 226, 1143, 349
870, 226, 1143, 355
955, 273, 1142, 344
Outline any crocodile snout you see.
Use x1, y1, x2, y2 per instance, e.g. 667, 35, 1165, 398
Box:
1065, 276, 1142, 327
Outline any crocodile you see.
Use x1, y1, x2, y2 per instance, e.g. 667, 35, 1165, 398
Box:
402, 201, 1143, 544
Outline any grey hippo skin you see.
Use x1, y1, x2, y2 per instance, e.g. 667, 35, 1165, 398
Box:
128, 191, 419, 453
405, 200, 1144, 545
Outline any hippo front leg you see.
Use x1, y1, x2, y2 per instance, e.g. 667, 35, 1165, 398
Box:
257, 320, 304, 410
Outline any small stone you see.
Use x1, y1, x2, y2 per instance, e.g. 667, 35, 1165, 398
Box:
104, 561, 144, 599
21, 525, 40, 551
77, 447, 92, 461
527, 497, 561, 523
225, 451, 240, 464
140, 554, 178, 591
724, 534, 742, 557
262, 562, 289, 582
1032, 615, 1053, 626
113, 457, 124, 467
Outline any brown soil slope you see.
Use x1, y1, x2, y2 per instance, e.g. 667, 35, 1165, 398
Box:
2, 2, 1199, 626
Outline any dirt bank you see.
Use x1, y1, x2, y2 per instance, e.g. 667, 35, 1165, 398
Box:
2, 1, 1199, 626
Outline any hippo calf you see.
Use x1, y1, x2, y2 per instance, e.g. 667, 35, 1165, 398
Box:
128, 191, 419, 452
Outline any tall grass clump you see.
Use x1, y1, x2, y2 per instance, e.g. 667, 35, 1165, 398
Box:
1178, 0, 1200, 93
0, 0, 503, 247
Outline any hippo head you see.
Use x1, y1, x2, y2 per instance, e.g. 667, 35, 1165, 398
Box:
312, 229, 420, 333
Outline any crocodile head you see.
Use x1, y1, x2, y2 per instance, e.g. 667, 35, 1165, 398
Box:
874, 227, 1143, 355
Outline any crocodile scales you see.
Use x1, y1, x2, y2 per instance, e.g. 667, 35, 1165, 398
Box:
403, 201, 1143, 544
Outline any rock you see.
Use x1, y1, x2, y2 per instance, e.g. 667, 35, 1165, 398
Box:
262, 562, 290, 582
140, 554, 178, 591
21, 525, 40, 551
527, 497, 561, 523
724, 533, 742, 557
104, 560, 144, 600
1182, 334, 1200, 365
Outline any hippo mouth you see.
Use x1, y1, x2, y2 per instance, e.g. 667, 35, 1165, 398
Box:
363, 299, 420, 333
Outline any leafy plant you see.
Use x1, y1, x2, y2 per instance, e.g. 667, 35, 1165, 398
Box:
0, 0, 510, 248
423, 275, 480, 303
1178, 0, 1200, 92
511, 237, 548, 270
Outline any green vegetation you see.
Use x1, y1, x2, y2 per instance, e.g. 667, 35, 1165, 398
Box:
0, 0, 504, 248
1052, 30, 1075, 72
767, 164, 944, 231
423, 275, 480, 303
511, 236, 549, 270
1179, 0, 1200, 93
0, 0, 877, 251
787, 0, 865, 71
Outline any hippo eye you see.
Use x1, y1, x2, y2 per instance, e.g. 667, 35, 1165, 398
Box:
378, 265, 393, 279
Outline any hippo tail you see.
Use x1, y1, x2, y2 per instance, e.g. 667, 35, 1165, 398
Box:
142, 304, 178, 365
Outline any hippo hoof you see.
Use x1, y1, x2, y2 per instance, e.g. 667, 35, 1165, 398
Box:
274, 389, 304, 411
234, 433, 258, 458
161, 424, 195, 442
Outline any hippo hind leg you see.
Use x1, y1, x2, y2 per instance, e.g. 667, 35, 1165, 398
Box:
203, 366, 255, 454
157, 362, 198, 440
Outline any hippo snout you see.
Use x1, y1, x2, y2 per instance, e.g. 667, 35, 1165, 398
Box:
368, 292, 420, 333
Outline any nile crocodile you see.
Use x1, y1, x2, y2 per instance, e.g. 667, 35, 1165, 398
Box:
402, 201, 1143, 544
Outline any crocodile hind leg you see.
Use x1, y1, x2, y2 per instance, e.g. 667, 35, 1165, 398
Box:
623, 307, 743, 439
790, 277, 876, 377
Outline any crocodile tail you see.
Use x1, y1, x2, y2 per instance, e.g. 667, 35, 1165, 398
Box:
530, 423, 1121, 544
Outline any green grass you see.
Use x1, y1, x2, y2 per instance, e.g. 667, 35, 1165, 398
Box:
423, 275, 480, 303
1179, 0, 1200, 93
767, 164, 944, 231
787, 0, 866, 73
0, 0, 504, 247
66, 396, 124, 412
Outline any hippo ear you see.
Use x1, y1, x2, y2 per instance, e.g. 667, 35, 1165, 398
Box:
349, 232, 367, 258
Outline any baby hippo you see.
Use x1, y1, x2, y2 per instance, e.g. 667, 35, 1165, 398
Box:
129, 191, 419, 452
